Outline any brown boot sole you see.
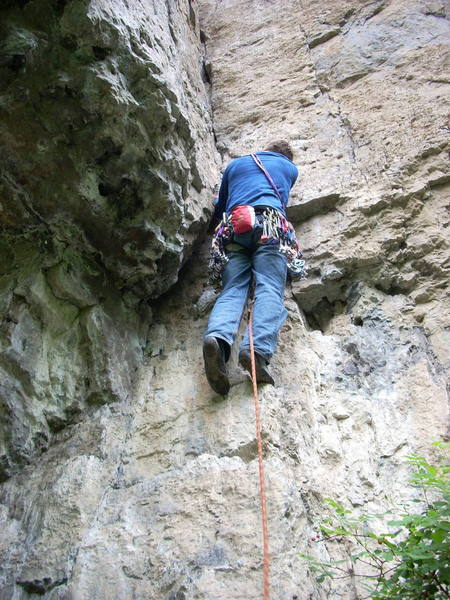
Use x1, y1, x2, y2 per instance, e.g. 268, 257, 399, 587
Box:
203, 337, 230, 395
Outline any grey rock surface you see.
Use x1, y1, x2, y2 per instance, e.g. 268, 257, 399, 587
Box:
0, 1, 449, 599
0, 0, 217, 479
0, 0, 217, 297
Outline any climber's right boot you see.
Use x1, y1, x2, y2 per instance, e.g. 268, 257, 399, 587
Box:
238, 349, 275, 385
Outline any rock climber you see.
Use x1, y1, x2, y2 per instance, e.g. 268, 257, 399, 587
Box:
203, 140, 301, 395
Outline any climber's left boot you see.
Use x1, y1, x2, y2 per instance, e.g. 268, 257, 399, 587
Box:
203, 336, 230, 395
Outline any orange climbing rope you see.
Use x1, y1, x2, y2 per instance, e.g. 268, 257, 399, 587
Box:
248, 295, 270, 600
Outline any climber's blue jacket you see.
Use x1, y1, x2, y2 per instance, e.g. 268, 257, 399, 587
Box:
214, 151, 298, 218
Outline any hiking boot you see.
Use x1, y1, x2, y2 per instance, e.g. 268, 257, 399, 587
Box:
238, 349, 275, 385
203, 336, 230, 395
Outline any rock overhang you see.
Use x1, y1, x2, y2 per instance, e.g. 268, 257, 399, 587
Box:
0, 0, 218, 299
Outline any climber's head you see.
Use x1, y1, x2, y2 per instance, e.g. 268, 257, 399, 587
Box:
265, 140, 294, 161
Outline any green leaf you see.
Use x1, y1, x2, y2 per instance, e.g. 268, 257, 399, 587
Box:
388, 519, 406, 527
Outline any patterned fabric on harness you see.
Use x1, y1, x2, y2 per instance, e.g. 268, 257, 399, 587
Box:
208, 212, 233, 287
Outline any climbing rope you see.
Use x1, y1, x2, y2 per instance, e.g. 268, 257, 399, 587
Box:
247, 294, 270, 600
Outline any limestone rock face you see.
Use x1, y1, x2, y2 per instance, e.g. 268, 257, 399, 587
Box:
0, 0, 217, 479
1, 0, 217, 297
0, 1, 449, 600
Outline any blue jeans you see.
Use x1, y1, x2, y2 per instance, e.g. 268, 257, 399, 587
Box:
205, 227, 288, 362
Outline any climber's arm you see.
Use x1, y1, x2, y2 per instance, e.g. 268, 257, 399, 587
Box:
214, 168, 229, 219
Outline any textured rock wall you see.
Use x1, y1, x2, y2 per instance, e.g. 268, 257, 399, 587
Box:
0, 1, 449, 599
196, 0, 449, 597
1, 0, 216, 296
0, 0, 217, 480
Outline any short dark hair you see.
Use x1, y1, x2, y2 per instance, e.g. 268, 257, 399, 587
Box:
265, 140, 294, 161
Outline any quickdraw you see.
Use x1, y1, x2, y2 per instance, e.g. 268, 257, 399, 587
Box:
208, 207, 307, 288
259, 208, 306, 279
208, 212, 233, 288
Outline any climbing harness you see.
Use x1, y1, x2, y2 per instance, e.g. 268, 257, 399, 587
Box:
247, 291, 270, 600
207, 207, 306, 288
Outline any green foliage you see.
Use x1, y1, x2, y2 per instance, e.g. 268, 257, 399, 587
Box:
301, 442, 450, 599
